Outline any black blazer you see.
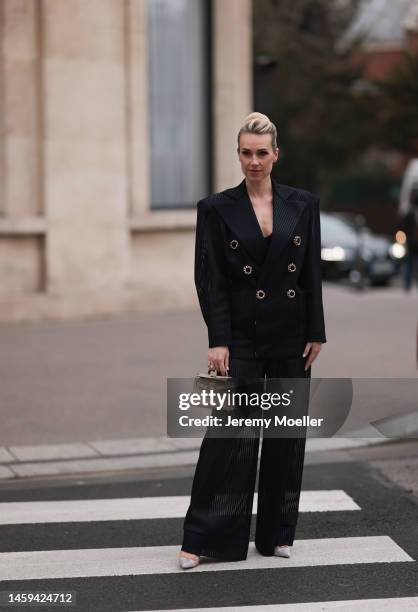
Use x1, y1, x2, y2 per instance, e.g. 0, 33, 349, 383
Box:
194, 176, 326, 358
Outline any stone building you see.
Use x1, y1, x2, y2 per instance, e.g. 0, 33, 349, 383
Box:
0, 0, 252, 321
338, 0, 418, 79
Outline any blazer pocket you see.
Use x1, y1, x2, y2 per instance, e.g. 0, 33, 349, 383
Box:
230, 289, 254, 333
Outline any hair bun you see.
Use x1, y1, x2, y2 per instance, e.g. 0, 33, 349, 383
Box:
238, 112, 278, 148
243, 112, 272, 129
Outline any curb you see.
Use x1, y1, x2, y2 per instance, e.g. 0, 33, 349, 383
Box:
0, 434, 395, 480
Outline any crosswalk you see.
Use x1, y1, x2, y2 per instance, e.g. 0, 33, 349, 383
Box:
142, 601, 418, 612
0, 488, 416, 610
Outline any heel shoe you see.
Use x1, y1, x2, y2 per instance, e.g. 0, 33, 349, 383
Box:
179, 553, 200, 569
274, 545, 291, 558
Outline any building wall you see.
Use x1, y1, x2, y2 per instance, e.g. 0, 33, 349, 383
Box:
351, 46, 406, 80
0, 0, 252, 322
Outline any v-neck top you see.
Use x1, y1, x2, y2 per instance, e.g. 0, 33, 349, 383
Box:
263, 233, 273, 261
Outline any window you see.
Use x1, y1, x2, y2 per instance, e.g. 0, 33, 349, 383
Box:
147, 0, 211, 209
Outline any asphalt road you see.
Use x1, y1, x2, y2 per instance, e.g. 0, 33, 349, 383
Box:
0, 283, 417, 447
0, 442, 417, 611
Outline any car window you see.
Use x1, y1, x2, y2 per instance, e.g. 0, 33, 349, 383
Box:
320, 213, 358, 245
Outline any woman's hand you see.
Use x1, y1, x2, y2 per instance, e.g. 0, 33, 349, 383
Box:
303, 342, 322, 371
208, 346, 229, 376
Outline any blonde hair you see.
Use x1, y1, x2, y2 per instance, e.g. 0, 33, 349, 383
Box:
237, 112, 278, 150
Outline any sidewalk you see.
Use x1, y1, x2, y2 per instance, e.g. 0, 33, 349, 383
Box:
0, 284, 417, 480
1, 434, 417, 484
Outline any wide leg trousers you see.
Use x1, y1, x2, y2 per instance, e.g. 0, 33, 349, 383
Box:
181, 355, 311, 561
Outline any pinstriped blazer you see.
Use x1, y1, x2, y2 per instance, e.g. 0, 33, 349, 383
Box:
194, 175, 326, 358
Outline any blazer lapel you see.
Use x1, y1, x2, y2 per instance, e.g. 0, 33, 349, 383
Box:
214, 179, 267, 264
212, 177, 308, 272
259, 177, 308, 282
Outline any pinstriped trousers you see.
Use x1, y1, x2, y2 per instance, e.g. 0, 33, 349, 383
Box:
181, 356, 311, 561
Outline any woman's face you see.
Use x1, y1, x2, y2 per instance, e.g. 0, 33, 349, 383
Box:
238, 132, 279, 182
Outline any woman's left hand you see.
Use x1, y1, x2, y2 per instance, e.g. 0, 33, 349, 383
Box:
303, 342, 322, 370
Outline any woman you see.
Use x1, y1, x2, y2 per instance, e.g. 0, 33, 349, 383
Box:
179, 112, 326, 569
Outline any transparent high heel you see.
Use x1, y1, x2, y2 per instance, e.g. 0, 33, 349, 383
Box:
274, 545, 291, 558
178, 551, 200, 569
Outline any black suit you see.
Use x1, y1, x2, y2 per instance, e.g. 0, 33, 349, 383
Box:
195, 176, 326, 357
182, 176, 326, 561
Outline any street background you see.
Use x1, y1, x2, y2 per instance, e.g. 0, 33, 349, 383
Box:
1, 0, 418, 609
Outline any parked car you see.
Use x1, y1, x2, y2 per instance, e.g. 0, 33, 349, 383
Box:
320, 212, 404, 286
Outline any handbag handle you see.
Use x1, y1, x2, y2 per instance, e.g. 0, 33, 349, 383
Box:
207, 368, 231, 379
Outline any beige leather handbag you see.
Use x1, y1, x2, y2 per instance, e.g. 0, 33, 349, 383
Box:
193, 369, 236, 394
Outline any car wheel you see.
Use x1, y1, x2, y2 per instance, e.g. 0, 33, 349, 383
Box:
370, 278, 390, 287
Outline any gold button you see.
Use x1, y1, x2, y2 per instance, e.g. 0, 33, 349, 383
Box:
230, 239, 239, 249
288, 263, 296, 272
243, 265, 253, 275
256, 289, 266, 300
287, 289, 296, 298
293, 235, 301, 246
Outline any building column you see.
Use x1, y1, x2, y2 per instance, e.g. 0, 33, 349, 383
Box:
41, 0, 130, 294
213, 0, 253, 192
0, 0, 42, 218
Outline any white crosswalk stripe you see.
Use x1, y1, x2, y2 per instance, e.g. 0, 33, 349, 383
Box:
0, 536, 413, 581
135, 599, 418, 612
0, 489, 360, 525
